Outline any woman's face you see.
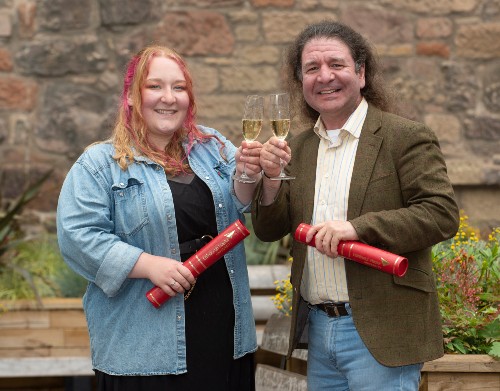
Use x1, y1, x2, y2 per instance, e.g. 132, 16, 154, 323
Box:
139, 56, 190, 149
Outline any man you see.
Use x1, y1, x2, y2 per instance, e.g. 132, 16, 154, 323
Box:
252, 21, 459, 390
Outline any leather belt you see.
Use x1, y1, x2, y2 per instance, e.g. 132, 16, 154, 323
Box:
179, 235, 213, 255
316, 302, 349, 317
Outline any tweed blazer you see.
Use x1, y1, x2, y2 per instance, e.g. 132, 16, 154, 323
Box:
252, 104, 459, 367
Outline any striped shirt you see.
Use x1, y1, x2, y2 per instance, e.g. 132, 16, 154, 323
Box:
300, 98, 368, 304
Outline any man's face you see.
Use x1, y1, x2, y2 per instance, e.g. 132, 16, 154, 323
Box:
301, 37, 365, 129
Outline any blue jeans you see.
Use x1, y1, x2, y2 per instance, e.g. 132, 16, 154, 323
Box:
307, 304, 423, 391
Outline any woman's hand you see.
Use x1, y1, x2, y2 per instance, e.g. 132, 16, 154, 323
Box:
130, 253, 196, 296
235, 140, 263, 179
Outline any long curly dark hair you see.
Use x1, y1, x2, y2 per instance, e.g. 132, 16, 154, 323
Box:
283, 20, 394, 127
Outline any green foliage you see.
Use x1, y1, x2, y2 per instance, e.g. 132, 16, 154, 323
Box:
0, 171, 52, 259
243, 214, 290, 265
0, 170, 87, 304
0, 234, 87, 301
272, 258, 293, 317
432, 213, 500, 358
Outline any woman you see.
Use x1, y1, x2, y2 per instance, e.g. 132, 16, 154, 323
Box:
57, 45, 261, 390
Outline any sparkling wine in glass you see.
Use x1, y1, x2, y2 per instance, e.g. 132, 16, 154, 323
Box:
232, 95, 263, 183
269, 93, 295, 180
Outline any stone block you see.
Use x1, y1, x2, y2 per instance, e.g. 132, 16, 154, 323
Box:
99, 0, 154, 25
456, 23, 500, 59
220, 65, 279, 92
0, 76, 38, 111
262, 12, 328, 43
38, 0, 92, 31
17, 2, 36, 37
342, 5, 413, 45
0, 12, 12, 37
417, 42, 450, 58
153, 11, 234, 56
424, 113, 461, 145
35, 82, 116, 156
251, 0, 294, 6
0, 48, 12, 71
15, 37, 108, 76
379, 0, 477, 14
417, 17, 453, 38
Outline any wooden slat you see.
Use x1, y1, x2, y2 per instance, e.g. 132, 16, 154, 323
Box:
0, 329, 64, 350
63, 329, 91, 348
422, 354, 500, 373
0, 309, 49, 329
49, 310, 87, 328
248, 265, 291, 291
251, 296, 280, 322
426, 372, 500, 391
0, 298, 83, 311
50, 347, 91, 357
260, 314, 308, 360
255, 364, 307, 391
0, 347, 51, 358
0, 357, 93, 377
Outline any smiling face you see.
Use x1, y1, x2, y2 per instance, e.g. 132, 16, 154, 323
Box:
301, 37, 365, 129
132, 56, 190, 150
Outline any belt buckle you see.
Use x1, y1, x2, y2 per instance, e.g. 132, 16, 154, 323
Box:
332, 304, 341, 317
201, 234, 213, 242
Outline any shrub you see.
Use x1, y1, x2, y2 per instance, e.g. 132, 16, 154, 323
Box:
432, 213, 499, 357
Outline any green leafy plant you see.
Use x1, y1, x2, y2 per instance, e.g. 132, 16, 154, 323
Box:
272, 257, 293, 316
0, 171, 87, 305
244, 214, 290, 265
432, 213, 499, 358
0, 171, 52, 259
272, 212, 500, 357
0, 234, 87, 302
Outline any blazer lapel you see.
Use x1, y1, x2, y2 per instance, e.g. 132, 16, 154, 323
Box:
299, 132, 319, 224
348, 105, 383, 220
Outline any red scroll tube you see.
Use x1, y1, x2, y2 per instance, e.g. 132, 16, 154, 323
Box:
146, 219, 250, 308
294, 223, 408, 277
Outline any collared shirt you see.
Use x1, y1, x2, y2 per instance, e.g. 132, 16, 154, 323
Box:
56, 125, 257, 375
301, 98, 368, 304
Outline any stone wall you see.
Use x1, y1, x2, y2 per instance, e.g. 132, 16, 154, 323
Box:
1, 0, 499, 234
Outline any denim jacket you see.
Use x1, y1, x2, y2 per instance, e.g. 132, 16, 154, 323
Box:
57, 125, 257, 375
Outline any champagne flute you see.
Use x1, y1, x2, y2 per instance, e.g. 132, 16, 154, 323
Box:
232, 95, 264, 183
269, 92, 295, 180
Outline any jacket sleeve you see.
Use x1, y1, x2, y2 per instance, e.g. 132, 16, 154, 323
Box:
56, 158, 143, 297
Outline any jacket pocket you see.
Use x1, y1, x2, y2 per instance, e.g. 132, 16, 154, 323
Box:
213, 160, 233, 179
393, 266, 436, 293
112, 178, 149, 237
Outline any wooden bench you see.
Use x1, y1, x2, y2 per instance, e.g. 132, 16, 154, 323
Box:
255, 313, 307, 391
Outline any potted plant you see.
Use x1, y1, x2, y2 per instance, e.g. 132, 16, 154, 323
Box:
0, 171, 89, 361
0, 170, 86, 304
432, 213, 499, 358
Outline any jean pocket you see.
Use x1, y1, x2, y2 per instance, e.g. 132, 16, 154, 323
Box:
112, 178, 149, 237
